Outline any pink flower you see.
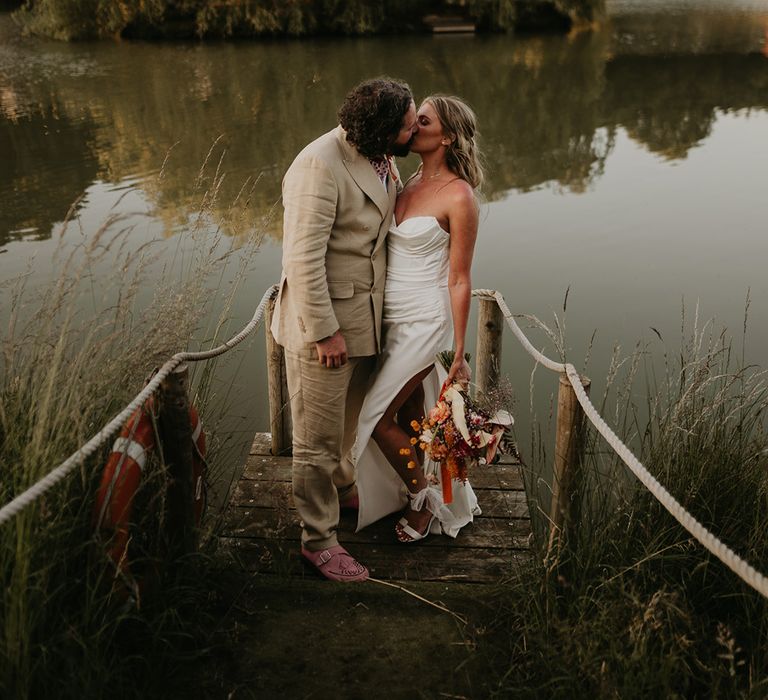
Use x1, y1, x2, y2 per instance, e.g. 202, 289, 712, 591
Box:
429, 402, 450, 423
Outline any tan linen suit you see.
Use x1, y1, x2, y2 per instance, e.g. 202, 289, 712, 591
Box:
271, 126, 399, 551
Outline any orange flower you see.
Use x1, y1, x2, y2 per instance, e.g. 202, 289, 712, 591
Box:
410, 420, 420, 430
399, 448, 410, 456
407, 461, 416, 469
409, 437, 418, 445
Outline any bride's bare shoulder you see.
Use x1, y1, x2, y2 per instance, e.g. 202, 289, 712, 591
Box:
445, 179, 478, 212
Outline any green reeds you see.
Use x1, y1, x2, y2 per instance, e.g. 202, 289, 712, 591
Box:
0, 154, 263, 698
493, 303, 768, 697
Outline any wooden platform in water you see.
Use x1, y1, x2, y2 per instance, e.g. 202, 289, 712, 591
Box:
220, 433, 532, 583
422, 14, 476, 34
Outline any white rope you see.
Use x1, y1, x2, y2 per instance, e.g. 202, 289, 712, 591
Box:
564, 363, 768, 599
7, 282, 766, 598
0, 284, 278, 527
472, 288, 768, 599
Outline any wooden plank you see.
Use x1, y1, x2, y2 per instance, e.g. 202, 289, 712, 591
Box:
242, 450, 525, 491
235, 432, 533, 584
230, 480, 529, 519
242, 453, 292, 479
251, 432, 273, 455
221, 507, 531, 550
251, 432, 519, 464
219, 536, 527, 583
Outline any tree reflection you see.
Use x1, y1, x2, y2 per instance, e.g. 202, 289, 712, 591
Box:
604, 54, 768, 160
0, 102, 98, 243
1, 27, 767, 246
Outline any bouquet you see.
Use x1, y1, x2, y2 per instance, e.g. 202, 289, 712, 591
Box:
416, 351, 514, 504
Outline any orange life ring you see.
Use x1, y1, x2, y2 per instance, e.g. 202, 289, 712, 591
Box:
93, 401, 207, 589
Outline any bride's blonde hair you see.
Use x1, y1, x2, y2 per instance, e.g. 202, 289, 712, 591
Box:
423, 95, 484, 189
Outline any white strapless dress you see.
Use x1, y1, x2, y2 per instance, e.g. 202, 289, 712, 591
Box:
352, 216, 480, 537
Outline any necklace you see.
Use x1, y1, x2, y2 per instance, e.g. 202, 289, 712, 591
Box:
427, 170, 443, 179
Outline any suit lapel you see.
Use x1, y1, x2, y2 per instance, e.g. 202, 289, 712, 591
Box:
372, 167, 398, 254
336, 127, 390, 220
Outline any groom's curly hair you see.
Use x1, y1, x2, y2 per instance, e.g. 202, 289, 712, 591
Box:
338, 78, 413, 159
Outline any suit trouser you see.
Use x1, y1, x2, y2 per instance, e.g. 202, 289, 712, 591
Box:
284, 349, 376, 551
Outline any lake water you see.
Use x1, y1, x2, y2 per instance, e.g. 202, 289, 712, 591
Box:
1, 1, 767, 478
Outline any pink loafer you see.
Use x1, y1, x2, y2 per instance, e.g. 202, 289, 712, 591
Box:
301, 545, 369, 582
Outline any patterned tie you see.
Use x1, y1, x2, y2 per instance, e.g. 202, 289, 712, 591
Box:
369, 157, 389, 185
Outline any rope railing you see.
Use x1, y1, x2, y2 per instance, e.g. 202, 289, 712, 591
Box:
0, 284, 278, 528
472, 288, 768, 599
4, 282, 767, 599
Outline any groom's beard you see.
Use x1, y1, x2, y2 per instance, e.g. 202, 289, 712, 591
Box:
389, 135, 414, 158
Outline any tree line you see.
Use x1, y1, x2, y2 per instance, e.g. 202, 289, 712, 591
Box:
10, 0, 604, 41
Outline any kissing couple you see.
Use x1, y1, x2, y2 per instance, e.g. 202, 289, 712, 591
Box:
270, 77, 484, 582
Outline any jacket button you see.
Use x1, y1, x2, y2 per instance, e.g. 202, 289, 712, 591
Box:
371, 253, 377, 261
363, 225, 370, 230
371, 286, 378, 293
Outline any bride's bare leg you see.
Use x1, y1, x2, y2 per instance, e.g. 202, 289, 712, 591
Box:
372, 366, 434, 538
396, 382, 426, 466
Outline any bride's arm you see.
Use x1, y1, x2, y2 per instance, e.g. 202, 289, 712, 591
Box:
445, 182, 479, 385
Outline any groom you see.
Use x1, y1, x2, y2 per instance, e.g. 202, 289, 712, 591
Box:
271, 78, 418, 581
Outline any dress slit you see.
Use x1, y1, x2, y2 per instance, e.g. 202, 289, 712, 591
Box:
352, 216, 480, 537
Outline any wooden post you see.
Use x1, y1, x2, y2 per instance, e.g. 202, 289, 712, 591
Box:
265, 297, 292, 455
548, 372, 591, 554
475, 297, 504, 395
158, 363, 196, 559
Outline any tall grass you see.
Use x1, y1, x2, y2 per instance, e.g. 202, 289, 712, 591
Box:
0, 156, 264, 698
491, 305, 768, 697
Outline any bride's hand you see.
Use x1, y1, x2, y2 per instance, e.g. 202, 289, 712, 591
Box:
446, 356, 471, 386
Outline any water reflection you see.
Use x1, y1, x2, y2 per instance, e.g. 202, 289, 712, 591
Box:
0, 12, 767, 246
607, 0, 768, 54
1, 102, 99, 242
604, 53, 768, 159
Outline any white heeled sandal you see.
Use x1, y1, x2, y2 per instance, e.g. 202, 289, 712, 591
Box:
395, 485, 442, 543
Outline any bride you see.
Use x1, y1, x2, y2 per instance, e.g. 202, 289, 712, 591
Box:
350, 94, 483, 542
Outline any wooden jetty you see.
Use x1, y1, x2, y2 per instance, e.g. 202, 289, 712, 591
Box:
220, 433, 531, 584
218, 293, 592, 584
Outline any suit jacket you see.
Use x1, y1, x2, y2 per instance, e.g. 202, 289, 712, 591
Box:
271, 125, 399, 357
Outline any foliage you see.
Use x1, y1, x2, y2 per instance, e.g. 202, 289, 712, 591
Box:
490, 308, 768, 697
446, 0, 516, 31
16, 0, 431, 39
555, 0, 606, 24
0, 161, 262, 698
13, 0, 592, 39
15, 0, 164, 40
190, 0, 407, 38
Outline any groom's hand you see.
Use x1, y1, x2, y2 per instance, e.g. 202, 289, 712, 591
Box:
316, 330, 348, 368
